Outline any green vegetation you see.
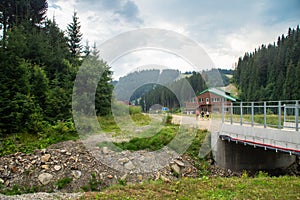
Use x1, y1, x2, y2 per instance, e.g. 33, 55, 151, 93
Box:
0, 120, 78, 156
55, 177, 73, 189
0, 184, 41, 196
139, 72, 207, 112
234, 26, 300, 101
113, 124, 180, 151
81, 173, 102, 192
0, 0, 113, 155
81, 176, 300, 200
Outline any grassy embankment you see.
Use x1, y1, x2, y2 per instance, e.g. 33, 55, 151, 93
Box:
81, 175, 300, 200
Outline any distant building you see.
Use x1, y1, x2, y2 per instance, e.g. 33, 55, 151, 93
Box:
185, 88, 239, 114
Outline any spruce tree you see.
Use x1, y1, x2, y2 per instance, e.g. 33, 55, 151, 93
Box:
67, 11, 82, 60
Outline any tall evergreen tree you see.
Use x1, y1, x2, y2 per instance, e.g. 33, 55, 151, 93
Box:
67, 11, 82, 60
0, 0, 48, 47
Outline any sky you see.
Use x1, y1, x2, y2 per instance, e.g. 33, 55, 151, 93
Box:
47, 0, 300, 80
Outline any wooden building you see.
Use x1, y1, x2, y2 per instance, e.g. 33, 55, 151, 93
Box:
185, 88, 238, 114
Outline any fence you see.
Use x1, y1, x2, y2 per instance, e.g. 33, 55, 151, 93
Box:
221, 100, 299, 131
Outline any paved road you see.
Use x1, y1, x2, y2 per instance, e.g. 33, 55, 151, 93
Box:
172, 115, 212, 130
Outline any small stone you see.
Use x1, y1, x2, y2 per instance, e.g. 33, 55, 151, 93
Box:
139, 156, 145, 162
118, 158, 129, 164
102, 147, 109, 154
4, 180, 10, 187
10, 166, 17, 173
41, 149, 46, 154
107, 175, 113, 179
38, 173, 53, 185
120, 174, 127, 180
161, 175, 171, 183
185, 167, 192, 174
174, 159, 185, 167
60, 149, 67, 154
171, 164, 181, 175
31, 160, 36, 165
66, 152, 72, 156
41, 154, 51, 163
54, 165, 61, 171
155, 172, 161, 181
0, 178, 4, 184
72, 170, 82, 179
137, 175, 143, 181
124, 161, 135, 171
41, 165, 49, 170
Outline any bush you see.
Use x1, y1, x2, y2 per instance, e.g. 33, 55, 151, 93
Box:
129, 106, 142, 115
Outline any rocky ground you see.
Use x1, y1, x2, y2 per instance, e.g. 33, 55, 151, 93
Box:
0, 137, 299, 200
0, 138, 201, 199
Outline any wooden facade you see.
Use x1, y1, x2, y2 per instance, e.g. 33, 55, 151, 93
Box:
184, 88, 238, 114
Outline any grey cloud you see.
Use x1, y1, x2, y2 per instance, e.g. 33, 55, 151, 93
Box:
75, 0, 143, 24
49, 3, 62, 10
115, 1, 143, 23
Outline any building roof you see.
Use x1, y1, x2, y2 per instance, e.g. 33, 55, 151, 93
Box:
198, 88, 239, 102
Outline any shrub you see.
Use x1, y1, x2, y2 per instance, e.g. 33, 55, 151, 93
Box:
55, 177, 73, 189
129, 106, 142, 114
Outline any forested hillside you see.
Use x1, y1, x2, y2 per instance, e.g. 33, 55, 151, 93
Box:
114, 69, 180, 101
139, 72, 207, 111
0, 0, 113, 135
233, 26, 300, 101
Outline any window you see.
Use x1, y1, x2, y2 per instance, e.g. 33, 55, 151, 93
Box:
206, 98, 209, 103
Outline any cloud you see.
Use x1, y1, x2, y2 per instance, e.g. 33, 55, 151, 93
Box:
47, 0, 300, 79
74, 0, 143, 24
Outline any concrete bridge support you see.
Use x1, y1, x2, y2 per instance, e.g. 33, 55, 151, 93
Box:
213, 137, 296, 171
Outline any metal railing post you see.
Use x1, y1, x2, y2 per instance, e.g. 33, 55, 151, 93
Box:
278, 101, 281, 129
222, 101, 224, 123
230, 102, 233, 125
284, 104, 286, 127
296, 100, 299, 132
240, 102, 243, 126
251, 102, 254, 127
264, 101, 267, 128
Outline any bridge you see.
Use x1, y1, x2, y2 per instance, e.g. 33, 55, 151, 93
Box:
211, 100, 300, 171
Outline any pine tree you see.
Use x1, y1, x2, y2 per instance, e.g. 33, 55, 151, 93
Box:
67, 11, 82, 60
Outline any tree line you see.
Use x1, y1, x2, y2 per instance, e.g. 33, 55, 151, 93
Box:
139, 72, 207, 111
233, 26, 300, 101
0, 0, 113, 135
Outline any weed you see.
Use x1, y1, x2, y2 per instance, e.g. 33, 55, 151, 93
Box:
55, 177, 73, 189
114, 125, 179, 151
89, 173, 102, 191
241, 171, 249, 178
80, 176, 300, 199
118, 178, 127, 186
256, 171, 269, 178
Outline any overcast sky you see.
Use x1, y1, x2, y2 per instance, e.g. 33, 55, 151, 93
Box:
47, 0, 300, 80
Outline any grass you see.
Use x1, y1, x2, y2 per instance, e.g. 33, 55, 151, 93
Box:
0, 120, 78, 156
113, 124, 180, 151
215, 113, 296, 128
98, 113, 151, 134
55, 177, 73, 189
81, 176, 300, 200
0, 113, 151, 156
